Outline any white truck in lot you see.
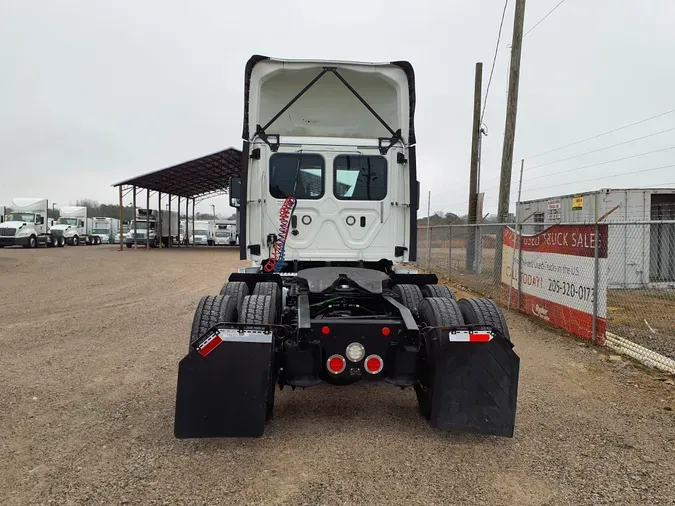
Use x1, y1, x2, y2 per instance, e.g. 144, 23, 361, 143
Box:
213, 220, 238, 246
190, 220, 214, 246
0, 198, 60, 248
126, 209, 179, 247
51, 206, 101, 246
91, 217, 120, 244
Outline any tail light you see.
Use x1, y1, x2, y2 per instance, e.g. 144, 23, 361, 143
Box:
326, 354, 346, 374
364, 354, 384, 374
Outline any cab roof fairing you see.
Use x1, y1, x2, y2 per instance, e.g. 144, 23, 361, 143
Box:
242, 56, 416, 146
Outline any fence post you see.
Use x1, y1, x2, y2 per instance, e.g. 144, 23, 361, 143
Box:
592, 222, 600, 344
517, 222, 523, 311
447, 226, 452, 281
426, 226, 431, 270
474, 224, 480, 292
507, 225, 515, 310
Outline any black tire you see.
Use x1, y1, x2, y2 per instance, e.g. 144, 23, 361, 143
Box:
239, 295, 277, 421
252, 281, 279, 298
415, 297, 465, 419
219, 281, 250, 313
57, 237, 65, 248
457, 298, 511, 342
72, 236, 79, 246
125, 243, 132, 249
392, 284, 424, 312
422, 284, 456, 300
28, 235, 38, 249
47, 236, 55, 248
189, 295, 237, 352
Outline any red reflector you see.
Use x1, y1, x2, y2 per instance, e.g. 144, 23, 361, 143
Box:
381, 326, 391, 336
364, 354, 383, 374
321, 326, 331, 335
327, 354, 346, 374
197, 334, 223, 357
470, 333, 492, 342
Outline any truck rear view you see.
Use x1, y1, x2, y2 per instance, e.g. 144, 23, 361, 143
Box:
174, 56, 520, 439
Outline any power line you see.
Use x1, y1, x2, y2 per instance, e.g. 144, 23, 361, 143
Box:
517, 163, 675, 195
522, 108, 675, 161
507, 145, 675, 187
481, 0, 509, 123
523, 0, 569, 38
525, 126, 675, 170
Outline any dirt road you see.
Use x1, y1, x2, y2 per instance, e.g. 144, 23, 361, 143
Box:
1, 246, 674, 505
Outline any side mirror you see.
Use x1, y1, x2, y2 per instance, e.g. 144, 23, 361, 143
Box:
229, 177, 241, 208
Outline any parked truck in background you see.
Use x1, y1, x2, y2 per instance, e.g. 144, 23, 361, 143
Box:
213, 220, 238, 246
51, 206, 102, 246
0, 198, 60, 248
0, 206, 6, 223
91, 217, 120, 244
190, 220, 214, 246
126, 209, 179, 247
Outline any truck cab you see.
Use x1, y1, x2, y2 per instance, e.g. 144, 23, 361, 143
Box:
232, 58, 417, 272
0, 198, 57, 248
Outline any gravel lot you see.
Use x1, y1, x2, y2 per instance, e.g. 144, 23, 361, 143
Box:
1, 245, 674, 506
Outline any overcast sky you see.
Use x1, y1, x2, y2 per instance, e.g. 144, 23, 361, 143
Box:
1, 0, 674, 217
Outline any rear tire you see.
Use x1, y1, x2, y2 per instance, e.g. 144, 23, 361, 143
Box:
415, 297, 465, 419
457, 298, 511, 342
392, 284, 424, 312
239, 295, 277, 421
219, 281, 250, 313
189, 295, 237, 352
422, 284, 456, 300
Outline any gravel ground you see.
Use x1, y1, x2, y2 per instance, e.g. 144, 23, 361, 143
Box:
1, 245, 674, 506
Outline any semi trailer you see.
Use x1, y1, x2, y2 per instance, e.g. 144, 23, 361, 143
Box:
126, 209, 179, 247
0, 198, 60, 248
51, 206, 102, 246
175, 56, 520, 439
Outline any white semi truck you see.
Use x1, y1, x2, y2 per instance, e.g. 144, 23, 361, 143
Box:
91, 217, 120, 244
0, 198, 60, 248
51, 206, 102, 246
213, 220, 238, 246
126, 209, 179, 247
175, 56, 520, 440
190, 220, 214, 246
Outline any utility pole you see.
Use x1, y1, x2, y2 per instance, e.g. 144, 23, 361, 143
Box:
466, 62, 483, 271
495, 0, 527, 276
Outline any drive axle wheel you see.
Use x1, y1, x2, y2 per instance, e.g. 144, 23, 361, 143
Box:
189, 295, 237, 353
219, 281, 250, 313
457, 298, 510, 342
422, 284, 456, 301
239, 295, 277, 421
392, 284, 424, 313
415, 297, 465, 419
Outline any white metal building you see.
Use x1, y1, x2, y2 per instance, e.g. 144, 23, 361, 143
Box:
516, 188, 675, 288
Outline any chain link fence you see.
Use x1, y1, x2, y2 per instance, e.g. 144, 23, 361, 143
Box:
416, 221, 675, 370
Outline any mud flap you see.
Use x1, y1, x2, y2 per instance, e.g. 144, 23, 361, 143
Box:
174, 330, 273, 438
430, 336, 520, 437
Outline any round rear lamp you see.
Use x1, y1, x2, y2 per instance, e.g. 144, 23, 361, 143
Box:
327, 354, 346, 374
364, 354, 384, 374
345, 342, 365, 362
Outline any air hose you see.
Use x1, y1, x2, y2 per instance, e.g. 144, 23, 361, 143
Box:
263, 195, 297, 273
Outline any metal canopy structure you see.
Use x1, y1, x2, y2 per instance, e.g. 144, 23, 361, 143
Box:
113, 147, 242, 201
112, 147, 242, 251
